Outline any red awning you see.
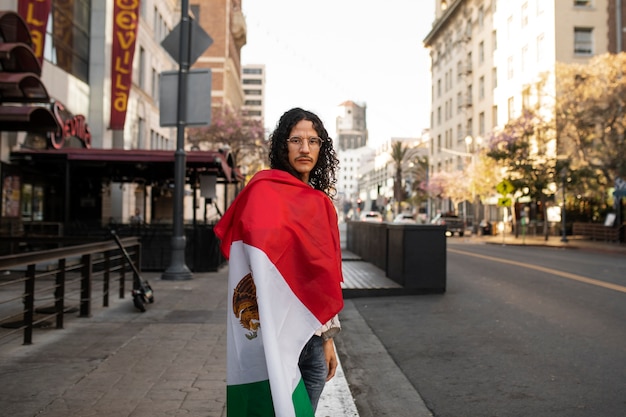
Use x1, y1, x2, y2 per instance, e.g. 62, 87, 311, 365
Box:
10, 148, 236, 183
0, 11, 33, 46
0, 71, 50, 101
0, 43, 41, 75
0, 105, 59, 132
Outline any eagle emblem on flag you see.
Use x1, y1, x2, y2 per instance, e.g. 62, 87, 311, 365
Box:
232, 273, 260, 340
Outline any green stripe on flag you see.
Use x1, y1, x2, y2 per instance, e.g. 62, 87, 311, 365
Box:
227, 378, 314, 417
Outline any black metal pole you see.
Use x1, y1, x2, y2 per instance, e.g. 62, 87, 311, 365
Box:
162, 0, 192, 280
561, 171, 568, 243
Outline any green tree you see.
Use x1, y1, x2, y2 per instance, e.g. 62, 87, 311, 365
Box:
487, 106, 558, 240
389, 141, 426, 215
555, 52, 626, 221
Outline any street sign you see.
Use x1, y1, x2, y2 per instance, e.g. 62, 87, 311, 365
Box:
496, 179, 514, 195
159, 69, 212, 126
161, 18, 213, 65
497, 197, 512, 207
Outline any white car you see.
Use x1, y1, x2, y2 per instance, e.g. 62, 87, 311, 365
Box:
360, 211, 383, 222
393, 213, 417, 224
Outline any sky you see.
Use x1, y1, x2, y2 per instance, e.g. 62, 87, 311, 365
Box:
240, 0, 436, 148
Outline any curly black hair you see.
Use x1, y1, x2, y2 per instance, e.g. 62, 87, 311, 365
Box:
268, 108, 339, 199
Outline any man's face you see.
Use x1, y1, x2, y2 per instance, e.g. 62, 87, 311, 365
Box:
287, 120, 321, 183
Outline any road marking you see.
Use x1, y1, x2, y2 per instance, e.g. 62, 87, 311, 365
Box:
448, 248, 626, 294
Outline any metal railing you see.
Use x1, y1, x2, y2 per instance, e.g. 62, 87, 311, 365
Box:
0, 237, 141, 345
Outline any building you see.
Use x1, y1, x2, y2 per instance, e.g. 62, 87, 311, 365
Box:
423, 0, 624, 220
336, 101, 368, 151
0, 0, 246, 240
191, 0, 247, 111
241, 64, 266, 125
334, 101, 371, 218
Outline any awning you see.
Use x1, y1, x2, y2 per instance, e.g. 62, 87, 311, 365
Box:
0, 71, 49, 101
10, 147, 237, 183
0, 105, 60, 132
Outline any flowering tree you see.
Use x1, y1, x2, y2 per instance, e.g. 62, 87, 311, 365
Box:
424, 169, 471, 214
187, 106, 267, 174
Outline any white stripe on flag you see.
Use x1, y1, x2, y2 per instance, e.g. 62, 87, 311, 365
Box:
227, 241, 322, 416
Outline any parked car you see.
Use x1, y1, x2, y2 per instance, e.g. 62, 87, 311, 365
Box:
360, 211, 384, 222
430, 213, 466, 237
393, 213, 417, 224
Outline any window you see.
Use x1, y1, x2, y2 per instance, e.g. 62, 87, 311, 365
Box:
492, 30, 497, 52
537, 33, 545, 62
457, 92, 462, 113
479, 112, 485, 135
574, 0, 591, 7
466, 118, 473, 138
492, 67, 498, 88
492, 105, 498, 128
243, 68, 263, 74
138, 46, 146, 90
507, 97, 515, 120
521, 45, 528, 72
507, 16, 513, 40
574, 27, 593, 55
151, 68, 158, 101
43, 0, 91, 83
479, 41, 485, 64
479, 76, 485, 100
521, 2, 528, 28
437, 79, 442, 97
478, 6, 484, 28
243, 79, 262, 84
507, 56, 514, 79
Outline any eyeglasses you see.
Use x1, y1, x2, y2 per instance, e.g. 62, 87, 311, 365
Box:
287, 136, 323, 148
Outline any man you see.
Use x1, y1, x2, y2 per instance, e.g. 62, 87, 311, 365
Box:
215, 108, 343, 417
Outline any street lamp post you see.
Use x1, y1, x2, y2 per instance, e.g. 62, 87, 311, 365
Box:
162, 0, 192, 280
560, 169, 568, 243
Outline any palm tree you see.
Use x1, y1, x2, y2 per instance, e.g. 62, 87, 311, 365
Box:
390, 141, 426, 216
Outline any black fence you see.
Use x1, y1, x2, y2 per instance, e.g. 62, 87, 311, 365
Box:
0, 237, 140, 345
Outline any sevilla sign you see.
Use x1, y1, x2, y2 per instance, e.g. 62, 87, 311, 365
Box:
110, 0, 140, 130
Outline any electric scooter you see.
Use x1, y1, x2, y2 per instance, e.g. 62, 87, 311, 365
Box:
110, 229, 154, 312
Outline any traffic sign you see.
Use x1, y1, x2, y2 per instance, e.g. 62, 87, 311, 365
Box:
496, 179, 514, 195
497, 197, 512, 207
161, 18, 213, 65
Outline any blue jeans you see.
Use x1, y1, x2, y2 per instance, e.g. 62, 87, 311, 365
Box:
298, 335, 327, 411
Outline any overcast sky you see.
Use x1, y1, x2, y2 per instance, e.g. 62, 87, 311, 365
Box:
241, 0, 436, 148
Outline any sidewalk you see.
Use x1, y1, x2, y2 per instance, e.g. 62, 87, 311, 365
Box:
0, 260, 415, 417
469, 232, 626, 255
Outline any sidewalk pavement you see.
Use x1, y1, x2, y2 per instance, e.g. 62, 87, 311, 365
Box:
0, 255, 432, 417
467, 232, 626, 255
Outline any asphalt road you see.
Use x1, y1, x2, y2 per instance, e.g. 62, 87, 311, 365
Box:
347, 240, 626, 417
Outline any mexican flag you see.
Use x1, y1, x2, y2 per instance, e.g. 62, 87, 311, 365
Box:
214, 169, 344, 417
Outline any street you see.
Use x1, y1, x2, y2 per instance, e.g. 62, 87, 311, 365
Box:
341, 240, 626, 417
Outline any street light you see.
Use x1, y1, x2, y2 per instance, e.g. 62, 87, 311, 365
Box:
560, 168, 568, 243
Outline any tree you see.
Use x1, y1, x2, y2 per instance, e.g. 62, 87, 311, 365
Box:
555, 53, 626, 222
389, 141, 425, 215
424, 170, 471, 215
487, 105, 558, 240
187, 106, 267, 173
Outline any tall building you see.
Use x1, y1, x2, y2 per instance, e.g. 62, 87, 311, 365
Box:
191, 0, 247, 111
423, 0, 623, 215
334, 101, 371, 218
241, 64, 265, 125
336, 101, 368, 151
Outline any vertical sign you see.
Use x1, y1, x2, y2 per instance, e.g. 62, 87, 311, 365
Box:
110, 0, 141, 130
17, 0, 52, 66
